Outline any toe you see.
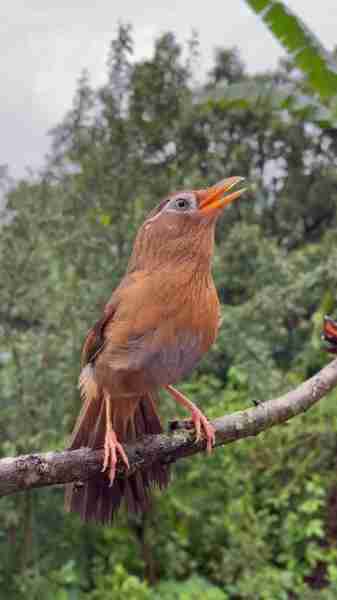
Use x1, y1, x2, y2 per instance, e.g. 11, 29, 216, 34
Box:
206, 433, 214, 454
117, 443, 130, 470
195, 419, 201, 442
108, 463, 116, 487
204, 423, 215, 454
102, 445, 110, 473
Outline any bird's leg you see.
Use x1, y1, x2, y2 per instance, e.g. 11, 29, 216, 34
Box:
165, 384, 215, 453
102, 393, 130, 486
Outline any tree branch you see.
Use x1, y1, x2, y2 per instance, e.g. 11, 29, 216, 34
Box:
1, 357, 337, 498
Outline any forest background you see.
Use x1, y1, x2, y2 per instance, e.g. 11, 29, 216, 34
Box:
1, 2, 337, 598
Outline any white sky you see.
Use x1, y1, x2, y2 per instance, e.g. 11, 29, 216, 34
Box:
1, 0, 336, 178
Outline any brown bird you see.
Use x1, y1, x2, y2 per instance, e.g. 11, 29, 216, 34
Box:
65, 176, 246, 522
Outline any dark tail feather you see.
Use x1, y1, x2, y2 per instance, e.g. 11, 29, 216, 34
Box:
65, 391, 169, 523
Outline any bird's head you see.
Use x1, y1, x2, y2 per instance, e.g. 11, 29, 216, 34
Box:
129, 177, 246, 271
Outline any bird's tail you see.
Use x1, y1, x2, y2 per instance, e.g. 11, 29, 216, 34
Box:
64, 365, 169, 523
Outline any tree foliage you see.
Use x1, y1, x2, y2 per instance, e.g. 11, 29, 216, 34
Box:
1, 21, 337, 599
244, 0, 337, 105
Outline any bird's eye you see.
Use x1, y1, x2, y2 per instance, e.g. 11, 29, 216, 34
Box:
175, 197, 189, 210
164, 194, 196, 214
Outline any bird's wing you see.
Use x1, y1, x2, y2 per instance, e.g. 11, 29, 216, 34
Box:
80, 272, 143, 367
81, 299, 118, 367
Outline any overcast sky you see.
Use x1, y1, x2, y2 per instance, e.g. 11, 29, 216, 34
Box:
1, 1, 336, 179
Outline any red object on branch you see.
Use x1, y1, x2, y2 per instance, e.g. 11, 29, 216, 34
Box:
323, 316, 337, 354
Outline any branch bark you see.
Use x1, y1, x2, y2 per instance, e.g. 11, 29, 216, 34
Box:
1, 357, 337, 498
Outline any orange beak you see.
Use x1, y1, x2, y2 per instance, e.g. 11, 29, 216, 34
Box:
198, 177, 246, 214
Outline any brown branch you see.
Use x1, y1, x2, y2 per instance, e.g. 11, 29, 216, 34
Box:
1, 357, 337, 498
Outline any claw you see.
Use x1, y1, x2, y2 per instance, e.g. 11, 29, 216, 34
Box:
165, 384, 216, 454
190, 407, 216, 453
102, 429, 130, 486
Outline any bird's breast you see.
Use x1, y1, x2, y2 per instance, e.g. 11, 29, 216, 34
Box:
149, 330, 211, 386
144, 279, 220, 386
95, 270, 220, 394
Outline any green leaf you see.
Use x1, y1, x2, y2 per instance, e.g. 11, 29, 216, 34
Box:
245, 0, 337, 101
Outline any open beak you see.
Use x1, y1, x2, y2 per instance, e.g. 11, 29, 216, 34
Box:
198, 177, 246, 215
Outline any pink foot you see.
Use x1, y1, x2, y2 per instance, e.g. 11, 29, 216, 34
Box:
102, 430, 130, 486
165, 385, 216, 454
190, 407, 216, 454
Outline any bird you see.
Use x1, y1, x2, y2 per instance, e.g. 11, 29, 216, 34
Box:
65, 176, 246, 523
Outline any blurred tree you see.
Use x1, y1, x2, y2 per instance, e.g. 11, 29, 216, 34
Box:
1, 20, 337, 599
